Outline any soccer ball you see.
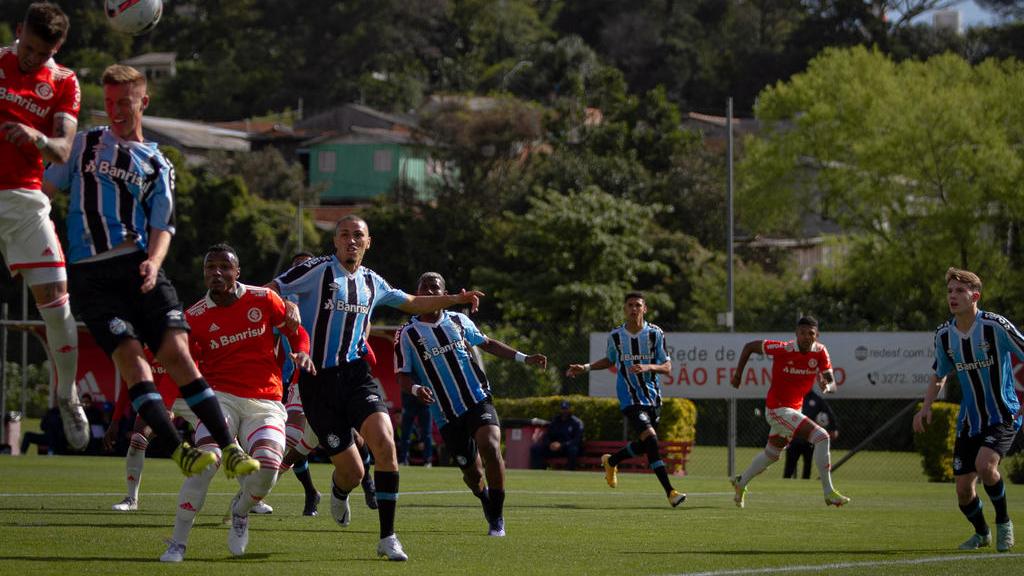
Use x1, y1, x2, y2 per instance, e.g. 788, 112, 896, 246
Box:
105, 0, 163, 36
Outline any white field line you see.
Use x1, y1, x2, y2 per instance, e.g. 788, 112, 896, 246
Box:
660, 553, 1024, 576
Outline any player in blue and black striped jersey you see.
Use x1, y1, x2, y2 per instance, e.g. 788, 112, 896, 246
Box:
269, 215, 484, 561
566, 292, 685, 508
395, 272, 547, 537
914, 267, 1022, 553
43, 64, 259, 482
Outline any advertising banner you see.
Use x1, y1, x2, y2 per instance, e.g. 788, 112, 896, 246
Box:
587, 332, 936, 399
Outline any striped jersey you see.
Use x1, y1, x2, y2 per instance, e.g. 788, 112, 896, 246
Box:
275, 257, 409, 368
933, 310, 1024, 437
395, 311, 491, 427
606, 322, 668, 409
44, 126, 175, 263
0, 44, 80, 191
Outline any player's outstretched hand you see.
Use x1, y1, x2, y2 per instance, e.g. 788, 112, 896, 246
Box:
729, 372, 741, 389
456, 288, 485, 313
912, 406, 931, 433
526, 354, 547, 369
565, 364, 586, 378
415, 385, 435, 405
138, 258, 159, 293
1, 121, 40, 147
292, 351, 317, 376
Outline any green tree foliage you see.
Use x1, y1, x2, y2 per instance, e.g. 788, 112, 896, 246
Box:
740, 47, 1024, 327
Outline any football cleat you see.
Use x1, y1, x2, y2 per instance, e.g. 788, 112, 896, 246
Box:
303, 491, 321, 516
601, 454, 618, 488
488, 517, 506, 537
958, 531, 992, 550
825, 490, 850, 507
58, 397, 90, 452
331, 493, 351, 527
222, 442, 260, 479
377, 534, 409, 561
731, 476, 747, 509
227, 493, 249, 556
171, 441, 217, 477
996, 521, 1015, 553
362, 474, 378, 510
250, 500, 273, 515
111, 496, 138, 511
668, 490, 686, 508
160, 539, 186, 563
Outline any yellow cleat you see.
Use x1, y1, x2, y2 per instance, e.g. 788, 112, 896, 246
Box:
668, 490, 686, 508
825, 490, 850, 507
171, 441, 216, 477
222, 442, 260, 479
601, 454, 618, 488
731, 475, 747, 509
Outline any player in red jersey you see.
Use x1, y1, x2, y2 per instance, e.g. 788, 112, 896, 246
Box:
728, 316, 849, 508
161, 244, 314, 562
104, 352, 182, 511
0, 2, 87, 450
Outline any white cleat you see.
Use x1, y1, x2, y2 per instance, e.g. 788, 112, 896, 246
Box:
250, 500, 273, 514
996, 521, 1015, 553
58, 398, 89, 452
331, 493, 351, 527
958, 532, 992, 550
377, 534, 408, 561
227, 494, 249, 556
111, 496, 138, 511
160, 539, 186, 562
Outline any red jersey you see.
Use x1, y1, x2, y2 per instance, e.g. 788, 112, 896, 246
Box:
763, 339, 832, 410
0, 45, 80, 190
186, 284, 309, 401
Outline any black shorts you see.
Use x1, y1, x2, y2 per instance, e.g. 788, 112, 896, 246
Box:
68, 251, 189, 356
298, 358, 387, 456
623, 405, 660, 436
440, 402, 500, 469
953, 421, 1020, 476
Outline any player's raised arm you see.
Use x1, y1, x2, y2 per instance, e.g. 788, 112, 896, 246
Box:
398, 288, 486, 315
478, 338, 547, 369
730, 340, 765, 388
566, 357, 611, 378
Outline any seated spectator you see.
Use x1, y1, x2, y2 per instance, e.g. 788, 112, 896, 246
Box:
81, 394, 107, 455
398, 390, 434, 467
530, 400, 584, 470
20, 406, 67, 455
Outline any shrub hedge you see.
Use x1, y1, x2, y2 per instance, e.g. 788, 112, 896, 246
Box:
912, 401, 958, 483
493, 396, 697, 443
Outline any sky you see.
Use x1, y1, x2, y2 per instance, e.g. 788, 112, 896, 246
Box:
926, 1, 999, 27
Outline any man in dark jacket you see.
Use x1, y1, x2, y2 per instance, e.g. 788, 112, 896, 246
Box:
530, 400, 584, 470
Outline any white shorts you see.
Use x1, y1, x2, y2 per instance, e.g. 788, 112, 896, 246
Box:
171, 398, 199, 430
765, 406, 813, 441
0, 188, 66, 283
194, 391, 287, 452
285, 382, 319, 453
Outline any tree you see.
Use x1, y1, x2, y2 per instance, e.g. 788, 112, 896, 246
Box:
739, 47, 1024, 327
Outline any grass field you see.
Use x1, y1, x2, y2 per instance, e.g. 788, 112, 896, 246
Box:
1, 447, 1021, 576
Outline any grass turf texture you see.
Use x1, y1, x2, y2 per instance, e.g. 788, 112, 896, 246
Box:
0, 447, 1020, 576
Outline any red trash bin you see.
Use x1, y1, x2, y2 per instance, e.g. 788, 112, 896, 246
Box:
503, 418, 548, 469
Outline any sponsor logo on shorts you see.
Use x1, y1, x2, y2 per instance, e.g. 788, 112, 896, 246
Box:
953, 457, 962, 471
366, 394, 380, 404
35, 82, 53, 100
167, 310, 184, 322
481, 412, 492, 421
247, 307, 263, 322
455, 455, 468, 466
985, 436, 996, 444
327, 433, 341, 448
109, 317, 127, 335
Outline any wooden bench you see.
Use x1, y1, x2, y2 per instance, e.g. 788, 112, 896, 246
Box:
546, 440, 691, 476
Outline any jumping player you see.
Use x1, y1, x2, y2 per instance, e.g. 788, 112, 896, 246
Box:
0, 2, 88, 450
729, 316, 849, 508
566, 292, 686, 508
395, 272, 547, 536
43, 65, 259, 478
